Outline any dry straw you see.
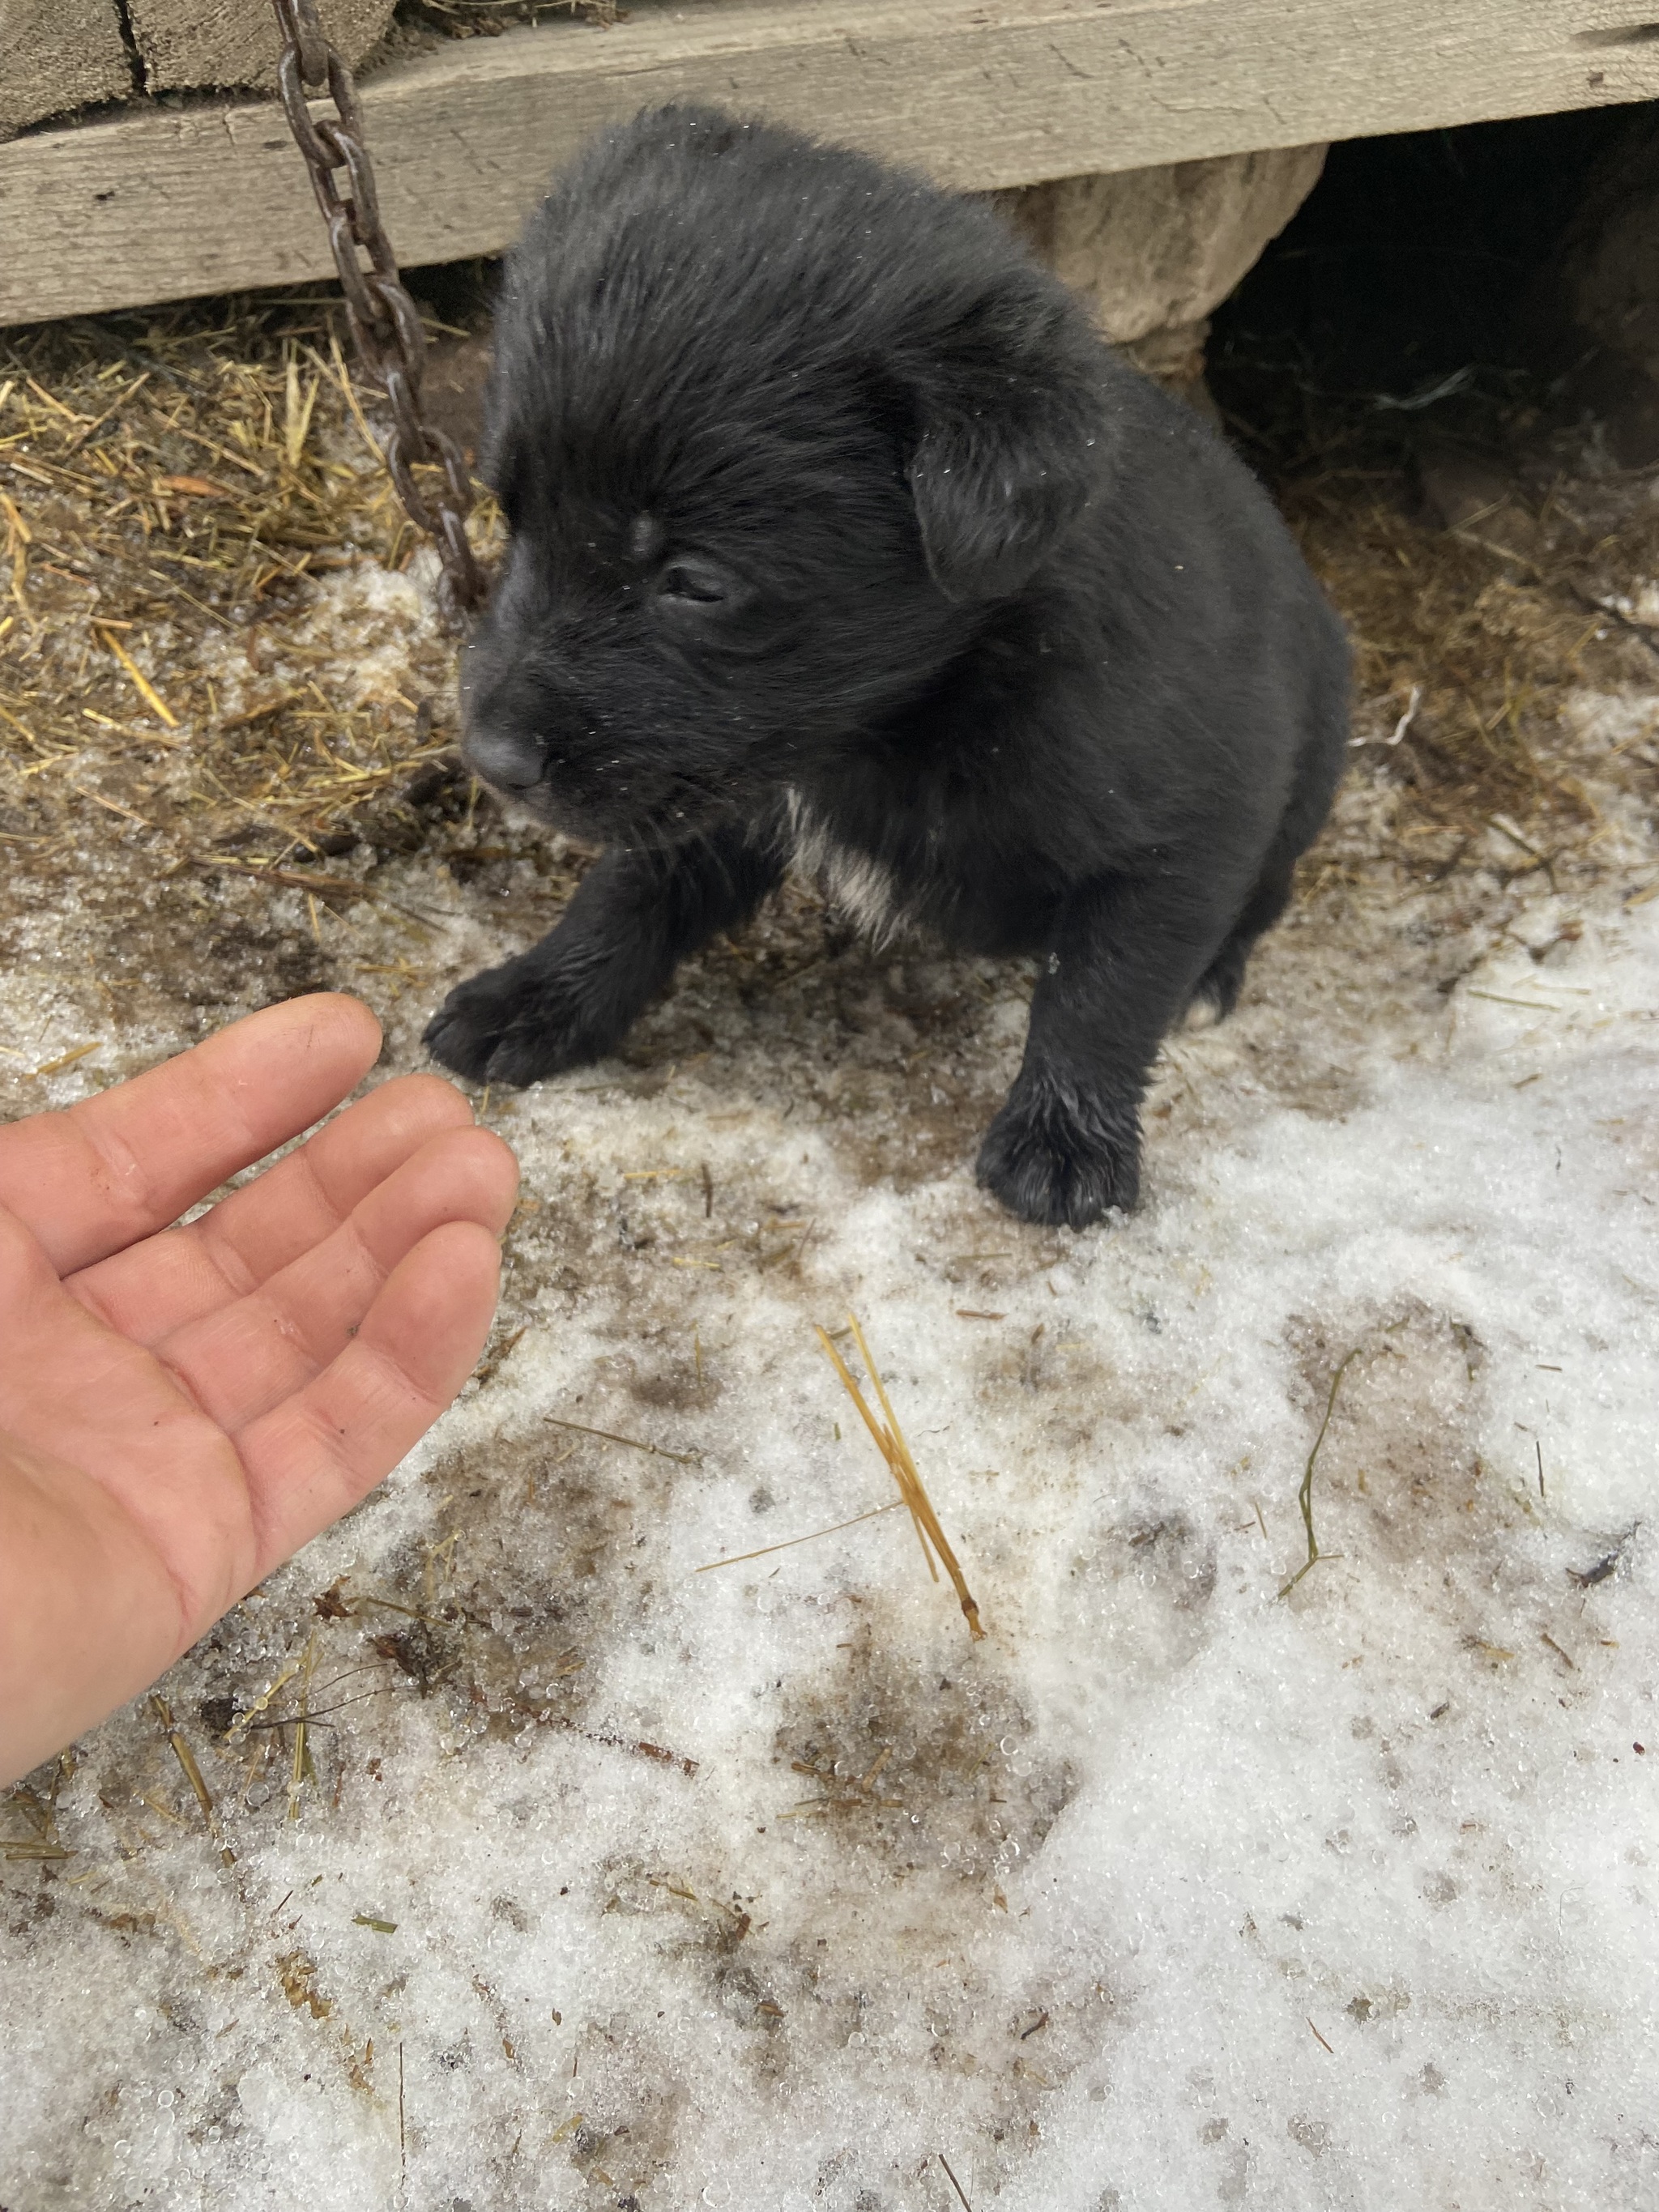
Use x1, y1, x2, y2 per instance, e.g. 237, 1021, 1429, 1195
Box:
0, 304, 497, 874
816, 1312, 985, 1639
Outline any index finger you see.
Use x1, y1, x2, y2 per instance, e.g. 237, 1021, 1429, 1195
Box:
0, 994, 383, 1275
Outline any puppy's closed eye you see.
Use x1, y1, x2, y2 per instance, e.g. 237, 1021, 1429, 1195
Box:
659, 561, 730, 606
656, 557, 744, 610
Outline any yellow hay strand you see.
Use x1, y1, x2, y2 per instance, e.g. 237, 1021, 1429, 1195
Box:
94, 624, 178, 728
816, 1314, 984, 1639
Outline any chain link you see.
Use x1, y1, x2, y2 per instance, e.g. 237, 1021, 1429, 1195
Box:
269, 0, 488, 626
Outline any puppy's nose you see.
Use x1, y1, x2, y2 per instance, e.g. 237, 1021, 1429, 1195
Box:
463, 721, 544, 794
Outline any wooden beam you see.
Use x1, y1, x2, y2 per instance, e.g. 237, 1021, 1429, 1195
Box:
5, 0, 1659, 326
123, 0, 398, 96
0, 0, 131, 142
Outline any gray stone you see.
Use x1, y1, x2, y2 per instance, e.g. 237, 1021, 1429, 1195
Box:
992, 143, 1328, 400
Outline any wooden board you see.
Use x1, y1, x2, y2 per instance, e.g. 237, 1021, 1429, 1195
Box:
0, 0, 131, 142
125, 0, 398, 96
5, 0, 1659, 326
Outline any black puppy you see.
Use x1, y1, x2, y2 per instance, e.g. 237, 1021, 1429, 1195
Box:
424, 106, 1350, 1227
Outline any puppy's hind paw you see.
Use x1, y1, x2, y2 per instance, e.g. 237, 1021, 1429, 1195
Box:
1183, 938, 1248, 1029
424, 959, 612, 1088
975, 1075, 1141, 1229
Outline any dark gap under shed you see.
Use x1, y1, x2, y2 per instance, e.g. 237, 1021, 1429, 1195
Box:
1209, 100, 1659, 842
1210, 100, 1656, 475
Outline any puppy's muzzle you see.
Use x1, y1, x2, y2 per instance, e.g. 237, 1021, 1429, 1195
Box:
463, 718, 546, 796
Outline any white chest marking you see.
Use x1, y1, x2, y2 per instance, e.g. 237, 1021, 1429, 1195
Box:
784, 790, 907, 946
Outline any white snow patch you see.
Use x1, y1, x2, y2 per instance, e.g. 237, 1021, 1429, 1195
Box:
2, 821, 1657, 2212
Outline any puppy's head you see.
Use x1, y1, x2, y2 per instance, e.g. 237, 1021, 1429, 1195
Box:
462, 106, 1106, 843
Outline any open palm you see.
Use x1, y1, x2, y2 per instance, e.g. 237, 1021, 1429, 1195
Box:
0, 995, 518, 1785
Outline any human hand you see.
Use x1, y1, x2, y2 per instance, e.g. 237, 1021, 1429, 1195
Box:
0, 995, 518, 1786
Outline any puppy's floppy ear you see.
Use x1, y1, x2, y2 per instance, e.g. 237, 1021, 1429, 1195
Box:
906, 296, 1099, 604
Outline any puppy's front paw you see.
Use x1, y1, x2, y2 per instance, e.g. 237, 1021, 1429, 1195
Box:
424, 958, 616, 1087
975, 1074, 1141, 1228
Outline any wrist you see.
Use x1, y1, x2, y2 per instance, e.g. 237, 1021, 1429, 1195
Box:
0, 1432, 185, 1787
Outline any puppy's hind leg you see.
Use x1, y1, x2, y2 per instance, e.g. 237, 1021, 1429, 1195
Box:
1181, 846, 1297, 1029
977, 868, 1226, 1229
424, 825, 783, 1086
1183, 716, 1343, 1029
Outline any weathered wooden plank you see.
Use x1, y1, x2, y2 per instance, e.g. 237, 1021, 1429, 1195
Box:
0, 0, 132, 141
4, 0, 1659, 326
126, 0, 397, 96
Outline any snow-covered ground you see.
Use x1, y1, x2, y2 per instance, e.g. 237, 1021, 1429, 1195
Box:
2, 554, 1657, 2206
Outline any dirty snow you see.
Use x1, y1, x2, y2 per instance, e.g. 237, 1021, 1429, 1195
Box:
2, 663, 1658, 2210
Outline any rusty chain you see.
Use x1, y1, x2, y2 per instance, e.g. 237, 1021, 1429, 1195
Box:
268, 0, 488, 624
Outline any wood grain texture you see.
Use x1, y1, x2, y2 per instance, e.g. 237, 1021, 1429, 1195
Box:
6, 0, 1659, 325
0, 0, 132, 142
126, 0, 397, 95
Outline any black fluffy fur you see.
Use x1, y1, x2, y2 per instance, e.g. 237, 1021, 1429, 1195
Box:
424, 106, 1351, 1228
